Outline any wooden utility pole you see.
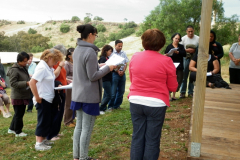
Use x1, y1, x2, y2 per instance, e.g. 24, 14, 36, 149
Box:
190, 0, 213, 157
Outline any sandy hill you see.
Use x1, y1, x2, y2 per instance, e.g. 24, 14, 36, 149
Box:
0, 20, 143, 57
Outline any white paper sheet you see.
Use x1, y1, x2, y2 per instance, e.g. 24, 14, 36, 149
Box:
174, 63, 180, 68
54, 83, 72, 90
100, 54, 125, 70
207, 72, 212, 76
166, 48, 178, 56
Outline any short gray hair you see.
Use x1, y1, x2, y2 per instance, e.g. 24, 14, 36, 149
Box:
53, 44, 67, 56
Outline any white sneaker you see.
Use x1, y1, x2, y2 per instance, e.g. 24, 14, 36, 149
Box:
8, 129, 16, 134
42, 139, 54, 146
35, 143, 51, 151
100, 111, 105, 115
3, 113, 10, 118
106, 108, 113, 112
15, 132, 27, 137
7, 112, 12, 117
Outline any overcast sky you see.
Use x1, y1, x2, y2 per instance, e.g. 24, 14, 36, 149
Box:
0, 0, 239, 23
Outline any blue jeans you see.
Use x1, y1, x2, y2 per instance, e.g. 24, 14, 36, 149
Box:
130, 103, 167, 160
100, 81, 112, 111
180, 57, 194, 95
108, 72, 126, 109
73, 109, 96, 159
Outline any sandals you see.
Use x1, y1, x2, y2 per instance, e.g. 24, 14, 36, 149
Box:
210, 83, 215, 88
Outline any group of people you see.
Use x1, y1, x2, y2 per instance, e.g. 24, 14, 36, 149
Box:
3, 46, 76, 151
1, 22, 240, 160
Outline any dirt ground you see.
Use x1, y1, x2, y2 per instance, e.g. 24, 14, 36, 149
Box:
158, 98, 192, 160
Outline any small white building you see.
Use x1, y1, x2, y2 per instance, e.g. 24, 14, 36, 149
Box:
0, 52, 40, 85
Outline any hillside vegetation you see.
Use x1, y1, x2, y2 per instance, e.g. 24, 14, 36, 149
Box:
0, 20, 140, 53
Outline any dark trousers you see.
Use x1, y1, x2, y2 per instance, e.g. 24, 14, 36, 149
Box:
100, 80, 112, 111
130, 103, 167, 160
190, 71, 215, 87
9, 105, 26, 134
35, 99, 53, 137
229, 68, 240, 84
47, 93, 65, 140
27, 91, 34, 111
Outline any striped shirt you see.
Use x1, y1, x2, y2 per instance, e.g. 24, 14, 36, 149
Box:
111, 49, 129, 70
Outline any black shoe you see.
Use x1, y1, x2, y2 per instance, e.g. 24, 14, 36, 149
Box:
179, 93, 185, 98
27, 110, 32, 113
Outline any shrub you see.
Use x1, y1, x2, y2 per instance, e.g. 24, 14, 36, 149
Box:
60, 23, 70, 33
45, 27, 48, 30
30, 46, 45, 53
118, 24, 123, 29
17, 20, 25, 24
49, 28, 51, 30
28, 28, 37, 34
108, 28, 135, 41
93, 16, 104, 21
0, 20, 11, 26
108, 33, 116, 41
53, 21, 56, 25
95, 42, 105, 48
71, 16, 80, 22
84, 17, 91, 24
123, 21, 137, 29
96, 24, 106, 32
70, 38, 74, 41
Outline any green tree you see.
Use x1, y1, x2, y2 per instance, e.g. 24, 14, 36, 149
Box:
60, 23, 70, 33
96, 24, 106, 32
136, 0, 229, 51
93, 16, 104, 21
84, 17, 91, 24
20, 34, 50, 52
28, 28, 37, 34
71, 16, 80, 22
138, 0, 224, 36
212, 15, 240, 45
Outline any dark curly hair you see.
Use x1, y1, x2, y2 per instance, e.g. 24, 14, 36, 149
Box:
100, 45, 113, 58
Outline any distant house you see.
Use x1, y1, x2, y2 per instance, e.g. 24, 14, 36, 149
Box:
0, 52, 40, 85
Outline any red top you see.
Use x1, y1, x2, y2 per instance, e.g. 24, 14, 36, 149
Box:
53, 62, 67, 92
0, 78, 5, 91
128, 50, 178, 106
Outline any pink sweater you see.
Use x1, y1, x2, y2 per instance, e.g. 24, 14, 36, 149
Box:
128, 50, 178, 106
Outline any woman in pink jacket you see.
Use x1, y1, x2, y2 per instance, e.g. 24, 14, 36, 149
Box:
128, 29, 178, 160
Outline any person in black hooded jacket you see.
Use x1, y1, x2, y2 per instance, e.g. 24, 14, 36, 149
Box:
209, 30, 224, 74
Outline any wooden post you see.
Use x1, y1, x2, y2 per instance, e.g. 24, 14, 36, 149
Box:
190, 0, 213, 157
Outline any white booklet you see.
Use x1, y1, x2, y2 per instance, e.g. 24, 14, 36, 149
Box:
174, 63, 180, 68
166, 48, 178, 56
55, 83, 72, 90
100, 54, 125, 70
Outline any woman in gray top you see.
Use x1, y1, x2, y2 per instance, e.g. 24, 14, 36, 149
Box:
229, 33, 240, 84
71, 24, 116, 160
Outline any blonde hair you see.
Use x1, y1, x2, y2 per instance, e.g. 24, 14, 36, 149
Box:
40, 49, 63, 63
